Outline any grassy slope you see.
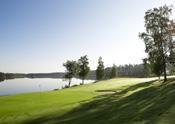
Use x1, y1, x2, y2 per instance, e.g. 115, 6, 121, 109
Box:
0, 77, 175, 124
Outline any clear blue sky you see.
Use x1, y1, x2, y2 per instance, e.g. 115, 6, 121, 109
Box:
0, 0, 175, 73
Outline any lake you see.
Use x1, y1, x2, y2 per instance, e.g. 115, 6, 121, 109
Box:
0, 78, 94, 96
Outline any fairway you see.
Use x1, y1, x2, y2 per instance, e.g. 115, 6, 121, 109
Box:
2, 77, 175, 124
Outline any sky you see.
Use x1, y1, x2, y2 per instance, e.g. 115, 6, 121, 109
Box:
0, 0, 175, 73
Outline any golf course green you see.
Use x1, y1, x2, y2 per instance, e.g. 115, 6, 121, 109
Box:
1, 77, 175, 124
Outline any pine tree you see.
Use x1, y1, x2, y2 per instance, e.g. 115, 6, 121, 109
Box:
96, 57, 105, 80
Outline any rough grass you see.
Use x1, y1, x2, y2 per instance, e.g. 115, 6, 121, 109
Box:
0, 77, 175, 124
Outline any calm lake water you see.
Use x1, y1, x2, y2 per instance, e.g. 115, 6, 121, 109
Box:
0, 78, 94, 96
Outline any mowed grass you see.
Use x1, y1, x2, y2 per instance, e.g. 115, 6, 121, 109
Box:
1, 77, 175, 124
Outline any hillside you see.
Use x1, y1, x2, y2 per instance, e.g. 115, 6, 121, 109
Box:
0, 77, 175, 124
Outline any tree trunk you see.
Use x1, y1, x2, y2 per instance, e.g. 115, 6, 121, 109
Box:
163, 57, 167, 82
82, 77, 84, 85
68, 78, 71, 87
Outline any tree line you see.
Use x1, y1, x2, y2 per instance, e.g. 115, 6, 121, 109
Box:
63, 5, 175, 87
0, 73, 19, 82
0, 72, 5, 82
63, 55, 118, 87
63, 55, 90, 87
63, 55, 155, 87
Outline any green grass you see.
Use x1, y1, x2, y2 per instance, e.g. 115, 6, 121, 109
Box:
0, 77, 175, 124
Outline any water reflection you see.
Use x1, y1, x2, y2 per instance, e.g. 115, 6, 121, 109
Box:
0, 78, 94, 96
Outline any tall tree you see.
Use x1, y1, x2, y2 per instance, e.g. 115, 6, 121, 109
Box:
139, 5, 173, 82
78, 55, 90, 84
151, 55, 164, 79
96, 57, 105, 80
110, 64, 117, 78
63, 60, 78, 87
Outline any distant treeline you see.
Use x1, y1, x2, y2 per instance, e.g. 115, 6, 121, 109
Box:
82, 64, 148, 80
104, 64, 145, 79
0, 64, 147, 82
0, 72, 66, 82
0, 72, 26, 82
1, 63, 165, 82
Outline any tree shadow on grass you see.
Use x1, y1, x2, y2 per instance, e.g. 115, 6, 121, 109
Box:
21, 79, 175, 124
